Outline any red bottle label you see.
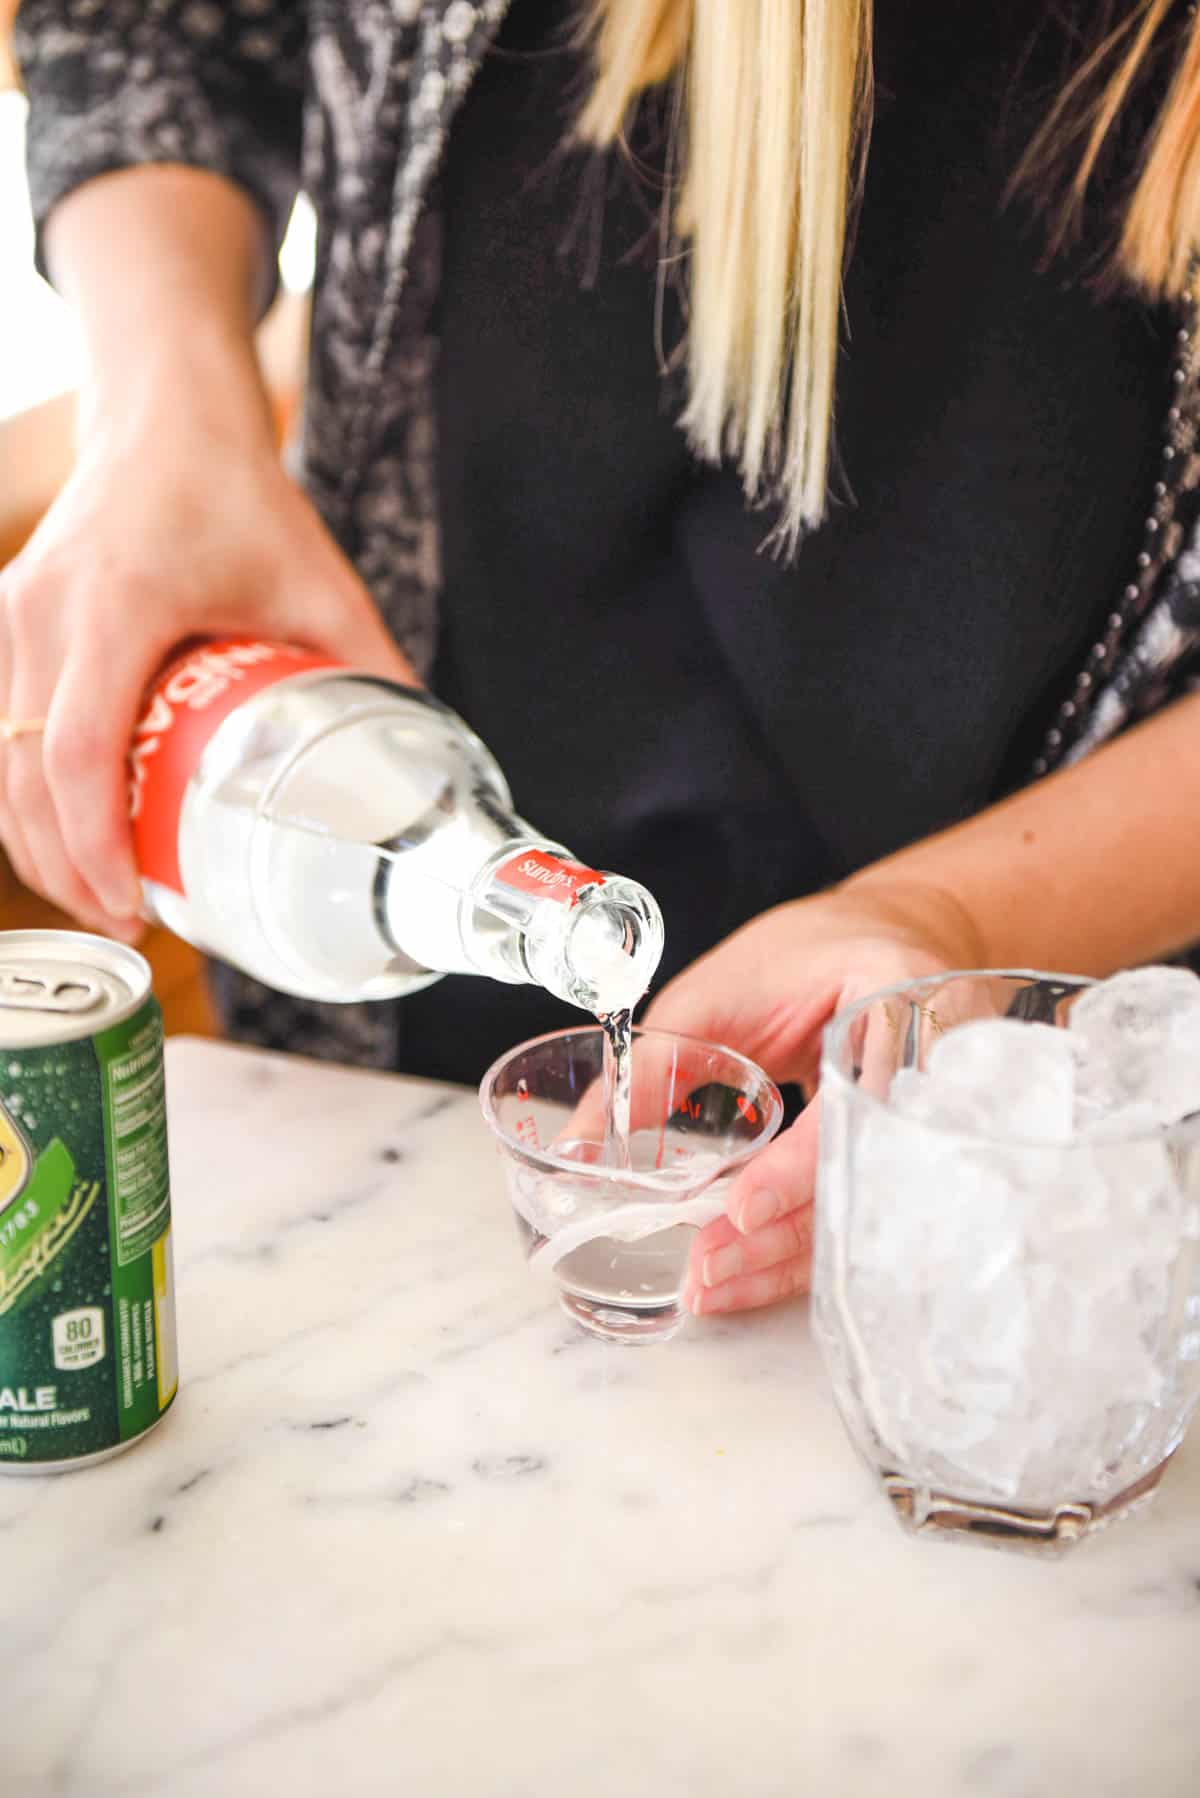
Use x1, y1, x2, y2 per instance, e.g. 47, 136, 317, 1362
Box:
130, 639, 342, 896
495, 850, 606, 906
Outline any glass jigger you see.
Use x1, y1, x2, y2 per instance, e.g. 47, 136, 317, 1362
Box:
812, 971, 1200, 1552
481, 1027, 783, 1343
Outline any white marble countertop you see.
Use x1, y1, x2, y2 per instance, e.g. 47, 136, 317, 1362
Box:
5, 1036, 1200, 1798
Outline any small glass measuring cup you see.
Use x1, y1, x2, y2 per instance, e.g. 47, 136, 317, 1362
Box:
480, 1027, 783, 1342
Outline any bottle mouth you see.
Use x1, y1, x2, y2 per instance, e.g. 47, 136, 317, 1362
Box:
563, 877, 664, 1016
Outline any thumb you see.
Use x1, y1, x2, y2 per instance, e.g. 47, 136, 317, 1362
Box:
310, 604, 422, 691
271, 546, 423, 690
725, 1092, 822, 1234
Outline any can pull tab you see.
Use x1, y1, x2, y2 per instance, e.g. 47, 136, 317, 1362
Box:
0, 966, 104, 1014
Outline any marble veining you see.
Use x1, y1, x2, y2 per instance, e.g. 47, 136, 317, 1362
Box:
3, 1036, 1200, 1797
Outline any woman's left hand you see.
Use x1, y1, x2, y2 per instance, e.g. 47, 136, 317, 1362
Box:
640, 877, 984, 1316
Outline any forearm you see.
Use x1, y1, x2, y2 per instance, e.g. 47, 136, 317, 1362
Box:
45, 165, 276, 452
846, 691, 1200, 975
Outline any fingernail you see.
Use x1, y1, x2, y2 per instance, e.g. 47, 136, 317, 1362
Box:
737, 1187, 782, 1233
703, 1244, 744, 1287
98, 900, 140, 933
108, 868, 143, 910
697, 1283, 734, 1314
105, 916, 144, 946
685, 1285, 706, 1317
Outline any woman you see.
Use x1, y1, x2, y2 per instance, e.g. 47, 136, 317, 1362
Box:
6, 0, 1200, 1316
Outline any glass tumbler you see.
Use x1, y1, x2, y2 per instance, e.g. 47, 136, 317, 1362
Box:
813, 971, 1200, 1550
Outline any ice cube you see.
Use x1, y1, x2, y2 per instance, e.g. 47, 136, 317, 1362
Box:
834, 993, 1197, 1511
851, 1107, 1183, 1505
1078, 1102, 1162, 1141
889, 1066, 1007, 1138
1070, 965, 1200, 1128
852, 1106, 1024, 1278
1071, 964, 1200, 1042
925, 1263, 1029, 1387
912, 1018, 1076, 1142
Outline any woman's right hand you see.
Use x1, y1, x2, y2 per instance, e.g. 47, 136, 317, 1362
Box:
0, 413, 418, 940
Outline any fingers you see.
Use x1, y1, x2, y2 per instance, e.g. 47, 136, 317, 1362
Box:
684, 1212, 813, 1315
0, 434, 421, 943
44, 625, 151, 926
268, 506, 422, 689
1, 578, 143, 935
682, 1098, 822, 1315
725, 1095, 821, 1233
6, 677, 123, 934
841, 976, 1009, 1098
325, 607, 421, 690
0, 595, 38, 899
696, 1203, 814, 1289
0, 750, 40, 901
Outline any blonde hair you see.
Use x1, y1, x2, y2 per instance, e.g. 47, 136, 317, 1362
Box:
580, 0, 872, 552
580, 0, 1200, 548
8, 2, 1200, 538
1018, 0, 1200, 299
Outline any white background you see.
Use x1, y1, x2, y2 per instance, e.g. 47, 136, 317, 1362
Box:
0, 90, 315, 423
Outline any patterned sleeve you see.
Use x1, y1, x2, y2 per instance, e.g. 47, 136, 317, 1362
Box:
14, 0, 306, 276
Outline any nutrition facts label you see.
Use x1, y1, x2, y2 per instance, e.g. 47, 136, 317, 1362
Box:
104, 1025, 171, 1267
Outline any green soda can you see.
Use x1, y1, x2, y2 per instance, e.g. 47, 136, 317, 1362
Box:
0, 931, 177, 1472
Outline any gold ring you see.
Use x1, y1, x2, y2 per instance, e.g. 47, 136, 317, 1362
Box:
0, 718, 47, 742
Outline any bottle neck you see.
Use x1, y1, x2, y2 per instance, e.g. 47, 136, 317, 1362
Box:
467, 842, 664, 1014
